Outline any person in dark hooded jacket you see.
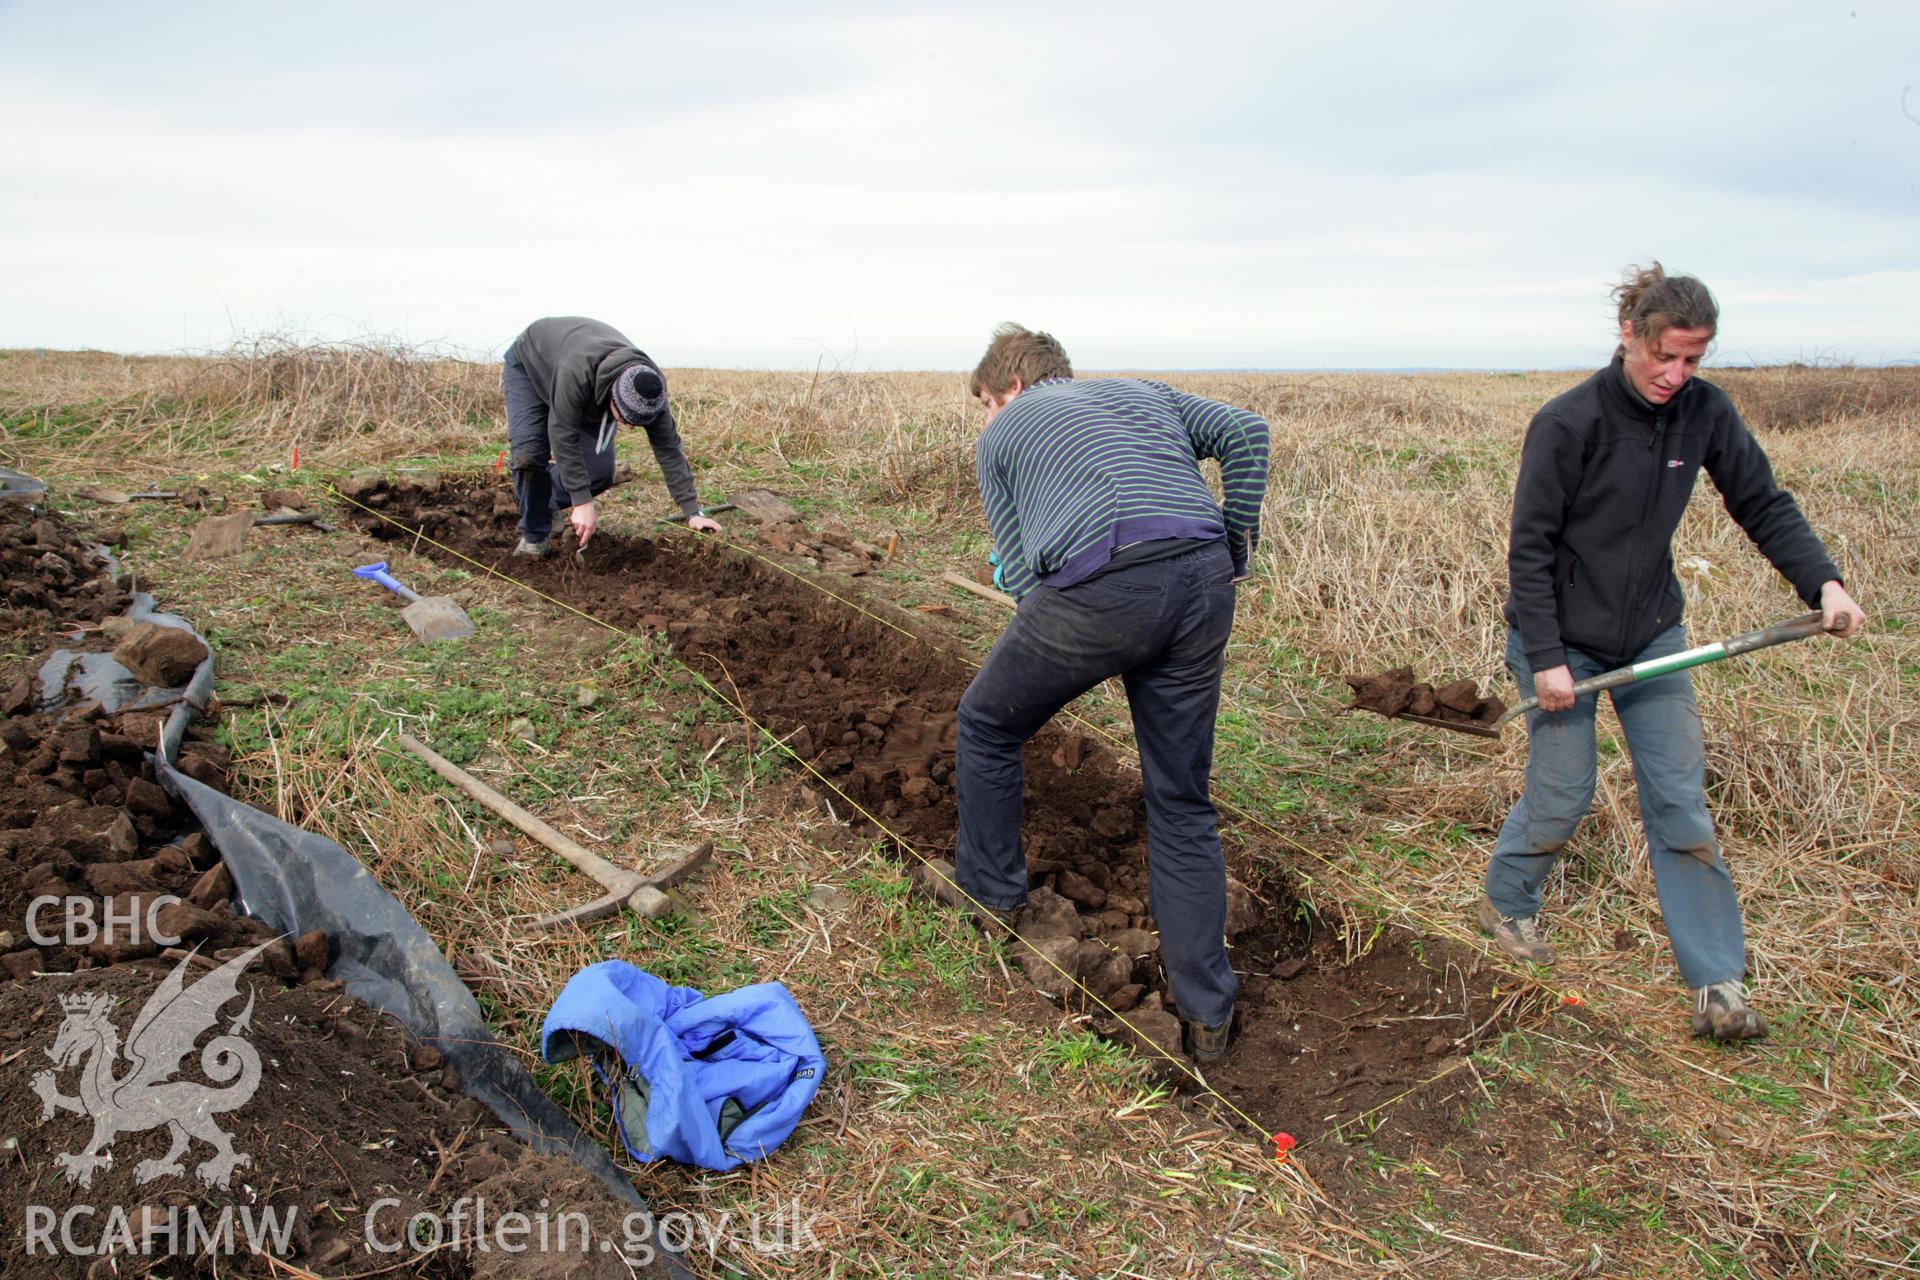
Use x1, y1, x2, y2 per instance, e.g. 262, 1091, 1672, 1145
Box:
1479, 263, 1866, 1042
502, 317, 720, 554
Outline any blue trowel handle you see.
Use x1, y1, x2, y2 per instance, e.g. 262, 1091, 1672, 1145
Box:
353, 561, 421, 604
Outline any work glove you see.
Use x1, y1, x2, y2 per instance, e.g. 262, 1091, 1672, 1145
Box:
988, 550, 1006, 591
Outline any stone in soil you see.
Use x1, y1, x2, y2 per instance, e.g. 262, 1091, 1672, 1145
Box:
182, 510, 255, 560
110, 620, 210, 687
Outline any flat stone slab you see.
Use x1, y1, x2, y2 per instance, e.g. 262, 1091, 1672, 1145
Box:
183, 511, 253, 559
727, 488, 802, 524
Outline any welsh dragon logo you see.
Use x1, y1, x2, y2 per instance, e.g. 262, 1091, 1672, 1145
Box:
29, 941, 271, 1189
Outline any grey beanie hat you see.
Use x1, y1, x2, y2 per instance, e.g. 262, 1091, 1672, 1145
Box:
611, 363, 668, 424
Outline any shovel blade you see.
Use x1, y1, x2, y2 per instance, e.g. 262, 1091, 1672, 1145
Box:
401, 596, 476, 642
1348, 704, 1503, 739
1392, 711, 1502, 739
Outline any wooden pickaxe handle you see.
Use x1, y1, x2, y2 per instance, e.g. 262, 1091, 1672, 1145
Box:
397, 733, 718, 929
395, 733, 648, 899
942, 570, 1016, 610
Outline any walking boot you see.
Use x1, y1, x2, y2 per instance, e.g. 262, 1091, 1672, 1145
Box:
1691, 981, 1769, 1041
1476, 895, 1556, 965
1183, 1017, 1231, 1062
912, 859, 1016, 935
513, 536, 550, 558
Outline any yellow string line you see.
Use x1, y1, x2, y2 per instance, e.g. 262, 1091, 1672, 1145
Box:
634, 512, 1828, 1157
666, 524, 1572, 981
635, 522, 1592, 1150
327, 487, 1295, 1155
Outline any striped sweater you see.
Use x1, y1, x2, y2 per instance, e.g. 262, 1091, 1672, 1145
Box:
975, 377, 1270, 599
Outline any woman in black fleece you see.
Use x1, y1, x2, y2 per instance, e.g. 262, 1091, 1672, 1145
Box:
1479, 263, 1866, 1041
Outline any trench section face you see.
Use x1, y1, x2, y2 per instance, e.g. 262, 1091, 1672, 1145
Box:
358, 480, 1510, 1142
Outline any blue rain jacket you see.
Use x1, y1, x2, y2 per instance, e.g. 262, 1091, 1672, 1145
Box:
540, 961, 825, 1171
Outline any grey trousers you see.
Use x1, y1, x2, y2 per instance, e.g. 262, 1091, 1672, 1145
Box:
503, 344, 617, 541
1485, 624, 1746, 989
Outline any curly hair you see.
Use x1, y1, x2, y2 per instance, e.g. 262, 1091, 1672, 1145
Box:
1613, 261, 1719, 340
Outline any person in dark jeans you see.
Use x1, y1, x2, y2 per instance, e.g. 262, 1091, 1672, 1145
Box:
941, 323, 1270, 1061
1483, 263, 1867, 1040
501, 317, 720, 555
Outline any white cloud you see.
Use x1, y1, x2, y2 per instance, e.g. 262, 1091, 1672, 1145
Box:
1, 1, 1915, 367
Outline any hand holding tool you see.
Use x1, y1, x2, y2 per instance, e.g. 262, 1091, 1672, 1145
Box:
1380, 612, 1834, 739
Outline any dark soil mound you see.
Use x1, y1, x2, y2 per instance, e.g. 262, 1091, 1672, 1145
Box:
2, 504, 671, 1279
0, 501, 130, 653
1, 703, 296, 984
1343, 666, 1506, 727
351, 477, 1516, 1147
0, 963, 660, 1278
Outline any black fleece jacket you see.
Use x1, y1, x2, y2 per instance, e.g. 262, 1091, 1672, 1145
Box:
508, 317, 700, 516
1504, 355, 1840, 672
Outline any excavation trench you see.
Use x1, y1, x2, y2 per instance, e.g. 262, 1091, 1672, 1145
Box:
357, 479, 1515, 1145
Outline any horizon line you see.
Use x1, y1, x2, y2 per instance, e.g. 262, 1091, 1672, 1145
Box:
5, 348, 1916, 376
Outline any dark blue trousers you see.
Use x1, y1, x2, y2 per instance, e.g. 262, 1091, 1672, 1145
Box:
955, 540, 1239, 1028
503, 344, 617, 541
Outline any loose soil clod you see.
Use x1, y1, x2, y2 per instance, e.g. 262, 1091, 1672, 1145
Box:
110, 620, 210, 688
1343, 665, 1507, 727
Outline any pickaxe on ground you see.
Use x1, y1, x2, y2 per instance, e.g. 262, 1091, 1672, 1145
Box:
395, 733, 712, 929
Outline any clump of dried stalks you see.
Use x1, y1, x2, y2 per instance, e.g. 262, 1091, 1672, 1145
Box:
187, 333, 502, 452
0, 334, 501, 478
670, 366, 982, 522
1715, 363, 1920, 431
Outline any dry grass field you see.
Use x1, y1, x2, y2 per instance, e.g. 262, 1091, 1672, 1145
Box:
2, 344, 1915, 1277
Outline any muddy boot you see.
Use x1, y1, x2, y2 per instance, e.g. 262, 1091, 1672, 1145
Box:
1691, 981, 1769, 1041
513, 536, 550, 558
1476, 896, 1555, 965
912, 859, 1015, 935
1183, 1017, 1231, 1062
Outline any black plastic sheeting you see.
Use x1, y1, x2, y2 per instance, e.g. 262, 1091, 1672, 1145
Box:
0, 465, 48, 500
156, 764, 690, 1278
18, 470, 691, 1277
37, 592, 215, 765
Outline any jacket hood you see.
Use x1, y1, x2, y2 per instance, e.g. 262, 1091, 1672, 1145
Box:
591, 350, 651, 406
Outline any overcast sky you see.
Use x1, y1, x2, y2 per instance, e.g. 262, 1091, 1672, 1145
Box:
1, 1, 1915, 369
